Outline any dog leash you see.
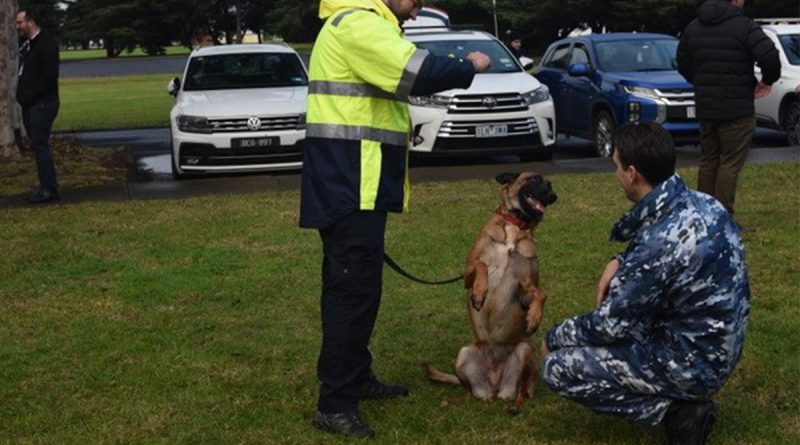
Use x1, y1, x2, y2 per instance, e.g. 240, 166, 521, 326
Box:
383, 253, 463, 285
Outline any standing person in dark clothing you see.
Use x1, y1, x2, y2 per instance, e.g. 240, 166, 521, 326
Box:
506, 31, 527, 60
677, 0, 780, 218
301, 0, 490, 438
16, 8, 60, 204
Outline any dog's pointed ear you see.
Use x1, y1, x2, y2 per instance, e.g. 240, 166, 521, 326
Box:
495, 172, 519, 185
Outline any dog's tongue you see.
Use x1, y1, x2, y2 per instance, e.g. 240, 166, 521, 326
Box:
525, 195, 545, 215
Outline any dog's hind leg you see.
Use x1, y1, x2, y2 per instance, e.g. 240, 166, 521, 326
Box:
499, 342, 538, 415
454, 344, 492, 399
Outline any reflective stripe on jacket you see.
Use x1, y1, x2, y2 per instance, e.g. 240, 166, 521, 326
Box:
300, 0, 428, 228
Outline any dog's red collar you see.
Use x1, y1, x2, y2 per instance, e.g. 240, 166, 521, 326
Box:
502, 213, 530, 230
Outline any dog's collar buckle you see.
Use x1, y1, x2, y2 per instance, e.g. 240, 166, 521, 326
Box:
502, 213, 530, 230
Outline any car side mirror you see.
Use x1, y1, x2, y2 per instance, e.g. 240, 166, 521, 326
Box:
167, 77, 181, 96
568, 63, 591, 77
519, 56, 535, 71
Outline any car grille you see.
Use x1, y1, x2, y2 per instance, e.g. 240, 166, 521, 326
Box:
179, 141, 304, 166
656, 88, 695, 123
432, 134, 541, 152
447, 93, 528, 114
437, 117, 538, 138
207, 114, 304, 133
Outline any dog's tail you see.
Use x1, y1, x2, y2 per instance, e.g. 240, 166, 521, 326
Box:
424, 363, 461, 386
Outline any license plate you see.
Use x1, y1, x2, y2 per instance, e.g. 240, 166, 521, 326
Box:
231, 137, 278, 148
687, 106, 696, 119
475, 125, 508, 138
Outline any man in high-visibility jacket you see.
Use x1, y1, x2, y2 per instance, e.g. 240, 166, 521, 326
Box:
300, 0, 490, 438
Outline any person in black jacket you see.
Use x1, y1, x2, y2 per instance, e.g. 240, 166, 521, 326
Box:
16, 8, 61, 204
677, 0, 780, 219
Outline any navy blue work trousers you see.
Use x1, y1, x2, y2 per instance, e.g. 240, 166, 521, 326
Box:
22, 99, 60, 193
316, 211, 387, 414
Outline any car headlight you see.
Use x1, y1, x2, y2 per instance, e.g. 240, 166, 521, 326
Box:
521, 85, 550, 105
297, 113, 306, 129
177, 115, 213, 134
623, 86, 660, 100
408, 94, 452, 108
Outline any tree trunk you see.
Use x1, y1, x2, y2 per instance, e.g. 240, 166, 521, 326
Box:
0, 0, 21, 159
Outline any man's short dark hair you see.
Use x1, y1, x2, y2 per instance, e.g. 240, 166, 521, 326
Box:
17, 8, 41, 25
17, 2, 42, 26
612, 121, 676, 186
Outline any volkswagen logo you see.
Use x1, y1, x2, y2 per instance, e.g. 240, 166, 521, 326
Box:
247, 116, 262, 131
482, 96, 497, 109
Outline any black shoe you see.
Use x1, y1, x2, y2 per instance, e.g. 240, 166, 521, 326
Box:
312, 410, 375, 438
360, 376, 409, 400
26, 189, 60, 204
664, 400, 716, 445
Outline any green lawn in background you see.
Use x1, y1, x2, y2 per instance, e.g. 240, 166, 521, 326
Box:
1, 163, 798, 444
55, 74, 176, 131
60, 43, 312, 61
60, 45, 192, 60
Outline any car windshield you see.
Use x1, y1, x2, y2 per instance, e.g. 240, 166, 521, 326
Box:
595, 39, 678, 72
183, 52, 308, 91
412, 38, 521, 73
778, 34, 800, 66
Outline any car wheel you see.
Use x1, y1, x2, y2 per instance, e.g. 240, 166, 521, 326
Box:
593, 110, 615, 158
784, 100, 800, 147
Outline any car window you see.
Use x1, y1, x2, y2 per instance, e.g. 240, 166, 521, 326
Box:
570, 44, 590, 66
413, 38, 521, 73
778, 34, 800, 66
183, 52, 308, 91
544, 44, 571, 70
595, 39, 678, 72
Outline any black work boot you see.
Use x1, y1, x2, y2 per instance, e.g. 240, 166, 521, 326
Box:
312, 410, 375, 438
664, 400, 716, 445
359, 376, 410, 400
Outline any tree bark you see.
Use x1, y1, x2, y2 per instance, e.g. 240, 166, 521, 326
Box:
0, 0, 21, 159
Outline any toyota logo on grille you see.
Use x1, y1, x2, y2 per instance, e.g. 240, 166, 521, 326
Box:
247, 116, 262, 131
482, 96, 497, 109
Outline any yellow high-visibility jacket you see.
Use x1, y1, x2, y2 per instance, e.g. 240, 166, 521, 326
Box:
299, 0, 429, 229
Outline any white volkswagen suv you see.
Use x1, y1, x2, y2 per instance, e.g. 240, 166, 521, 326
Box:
404, 30, 556, 160
755, 19, 799, 146
167, 44, 308, 178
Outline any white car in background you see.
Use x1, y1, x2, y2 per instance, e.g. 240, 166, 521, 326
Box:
403, 30, 556, 160
755, 19, 800, 146
167, 44, 308, 178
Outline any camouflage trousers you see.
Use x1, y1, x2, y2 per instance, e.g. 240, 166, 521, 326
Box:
542, 345, 690, 426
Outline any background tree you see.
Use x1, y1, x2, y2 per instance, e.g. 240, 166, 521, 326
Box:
1, 0, 20, 159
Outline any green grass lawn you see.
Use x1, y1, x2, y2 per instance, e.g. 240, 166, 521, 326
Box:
0, 163, 798, 444
60, 43, 312, 61
55, 74, 176, 131
60, 45, 193, 60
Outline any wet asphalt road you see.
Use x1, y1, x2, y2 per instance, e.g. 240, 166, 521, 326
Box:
73, 126, 794, 185
0, 127, 794, 209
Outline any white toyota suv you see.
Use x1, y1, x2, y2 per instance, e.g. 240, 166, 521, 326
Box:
755, 19, 799, 146
167, 44, 308, 178
404, 30, 557, 160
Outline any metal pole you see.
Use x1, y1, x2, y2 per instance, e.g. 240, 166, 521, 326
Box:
492, 0, 499, 37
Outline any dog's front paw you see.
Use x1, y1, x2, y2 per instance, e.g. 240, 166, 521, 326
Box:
525, 310, 542, 336
471, 294, 485, 311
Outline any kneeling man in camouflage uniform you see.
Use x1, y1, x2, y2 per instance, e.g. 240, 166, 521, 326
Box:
541, 122, 750, 445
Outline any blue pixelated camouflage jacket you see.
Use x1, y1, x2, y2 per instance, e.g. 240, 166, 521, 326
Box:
546, 175, 751, 395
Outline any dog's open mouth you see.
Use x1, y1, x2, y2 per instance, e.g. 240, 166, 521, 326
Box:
523, 193, 546, 217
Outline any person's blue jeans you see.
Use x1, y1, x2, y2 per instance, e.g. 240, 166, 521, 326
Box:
22, 99, 60, 193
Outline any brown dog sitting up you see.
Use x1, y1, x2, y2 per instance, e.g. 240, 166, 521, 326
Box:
426, 172, 557, 415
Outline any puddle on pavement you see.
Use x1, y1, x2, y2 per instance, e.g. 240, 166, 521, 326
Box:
132, 154, 173, 182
